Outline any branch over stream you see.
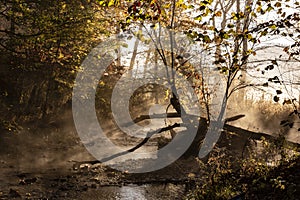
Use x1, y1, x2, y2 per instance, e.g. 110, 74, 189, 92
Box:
72, 113, 300, 169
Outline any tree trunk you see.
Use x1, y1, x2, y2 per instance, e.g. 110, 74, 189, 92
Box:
181, 117, 208, 158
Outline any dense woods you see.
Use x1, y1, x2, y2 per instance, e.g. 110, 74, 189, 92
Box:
0, 0, 300, 199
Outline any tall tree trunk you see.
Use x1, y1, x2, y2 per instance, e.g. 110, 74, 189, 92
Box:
143, 48, 151, 78
234, 0, 241, 53
129, 25, 143, 78
238, 0, 252, 104
116, 24, 121, 67
10, 1, 16, 33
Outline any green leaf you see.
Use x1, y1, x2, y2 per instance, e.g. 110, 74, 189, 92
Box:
261, 30, 268, 36
203, 35, 211, 43
247, 33, 253, 39
266, 4, 274, 12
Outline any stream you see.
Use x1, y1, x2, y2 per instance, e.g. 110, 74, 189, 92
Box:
78, 184, 186, 200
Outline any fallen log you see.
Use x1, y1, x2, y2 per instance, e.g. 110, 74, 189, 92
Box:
72, 123, 180, 169
72, 114, 300, 168
223, 123, 300, 149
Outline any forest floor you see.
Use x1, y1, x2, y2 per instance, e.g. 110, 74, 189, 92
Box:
0, 109, 300, 199
0, 110, 203, 199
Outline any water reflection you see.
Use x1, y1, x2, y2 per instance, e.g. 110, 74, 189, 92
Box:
78, 184, 185, 200
118, 185, 146, 200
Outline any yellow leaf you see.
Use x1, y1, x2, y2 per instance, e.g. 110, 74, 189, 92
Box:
246, 49, 253, 54
256, 6, 262, 13
231, 12, 238, 20
99, 81, 105, 86
188, 173, 196, 178
108, 0, 115, 7
62, 3, 66, 9
270, 24, 277, 29
58, 51, 64, 59
163, 3, 171, 9
165, 90, 169, 100
266, 4, 274, 12
275, 2, 281, 7
247, 33, 252, 39
215, 10, 222, 17
251, 12, 257, 17
194, 15, 202, 21
208, 26, 215, 30
223, 33, 229, 39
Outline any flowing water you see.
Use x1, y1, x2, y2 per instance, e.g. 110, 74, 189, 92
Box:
78, 184, 186, 200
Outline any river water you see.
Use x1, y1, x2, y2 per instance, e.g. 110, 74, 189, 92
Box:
78, 184, 186, 200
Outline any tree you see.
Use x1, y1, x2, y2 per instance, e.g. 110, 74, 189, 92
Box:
0, 0, 119, 123
112, 0, 300, 157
